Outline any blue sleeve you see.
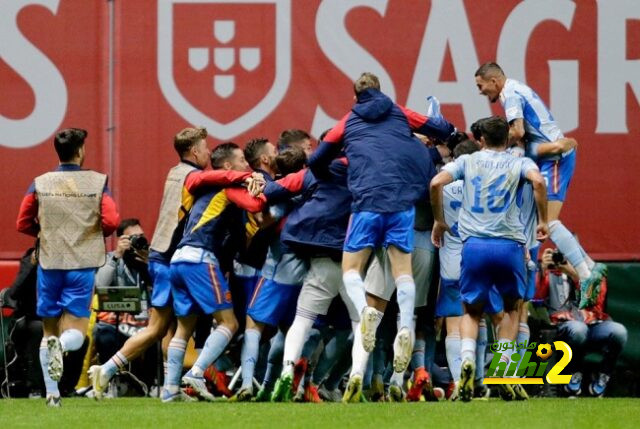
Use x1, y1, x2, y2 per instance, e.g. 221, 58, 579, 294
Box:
416, 116, 456, 142
308, 141, 342, 179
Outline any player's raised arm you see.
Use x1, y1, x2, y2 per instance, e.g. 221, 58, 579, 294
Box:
307, 114, 348, 177
398, 105, 456, 142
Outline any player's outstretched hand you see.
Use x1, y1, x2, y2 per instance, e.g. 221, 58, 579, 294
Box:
431, 220, 450, 248
536, 222, 549, 242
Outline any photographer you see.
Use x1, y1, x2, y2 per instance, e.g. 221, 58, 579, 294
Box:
537, 247, 627, 397
93, 219, 154, 391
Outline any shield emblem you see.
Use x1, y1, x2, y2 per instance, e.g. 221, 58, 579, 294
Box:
158, 0, 291, 140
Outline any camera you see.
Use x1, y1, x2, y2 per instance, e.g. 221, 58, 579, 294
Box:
551, 249, 566, 266
128, 234, 149, 252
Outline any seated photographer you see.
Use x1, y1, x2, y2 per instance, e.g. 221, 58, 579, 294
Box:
93, 219, 156, 390
536, 247, 627, 397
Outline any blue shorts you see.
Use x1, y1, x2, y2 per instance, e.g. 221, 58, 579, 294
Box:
170, 261, 232, 317
524, 246, 540, 301
539, 150, 576, 202
435, 278, 503, 317
344, 208, 415, 253
37, 267, 95, 318
247, 277, 301, 327
230, 273, 259, 315
460, 237, 526, 306
149, 260, 172, 308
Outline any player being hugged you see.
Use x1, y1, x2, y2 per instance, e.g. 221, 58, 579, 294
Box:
430, 116, 549, 402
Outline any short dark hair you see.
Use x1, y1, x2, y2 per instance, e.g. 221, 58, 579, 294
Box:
353, 72, 380, 95
54, 128, 87, 162
276, 146, 306, 176
470, 118, 488, 141
174, 127, 207, 156
117, 218, 141, 237
244, 138, 270, 170
211, 142, 240, 169
453, 139, 480, 158
478, 116, 509, 147
474, 62, 505, 79
445, 131, 471, 155
277, 129, 311, 151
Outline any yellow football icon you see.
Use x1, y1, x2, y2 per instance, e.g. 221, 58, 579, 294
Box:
536, 343, 553, 360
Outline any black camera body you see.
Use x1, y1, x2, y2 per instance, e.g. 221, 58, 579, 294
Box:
128, 234, 149, 252
551, 249, 566, 266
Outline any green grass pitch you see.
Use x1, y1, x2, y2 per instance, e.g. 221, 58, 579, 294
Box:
1, 398, 639, 428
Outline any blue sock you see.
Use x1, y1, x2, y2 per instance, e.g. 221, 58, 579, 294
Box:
313, 330, 350, 385
424, 328, 436, 373
102, 351, 128, 379
549, 221, 586, 272
60, 329, 84, 352
263, 331, 285, 388
301, 328, 321, 359
411, 338, 426, 370
241, 328, 261, 389
445, 334, 462, 382
39, 338, 59, 397
165, 338, 187, 390
190, 326, 233, 377
476, 321, 488, 381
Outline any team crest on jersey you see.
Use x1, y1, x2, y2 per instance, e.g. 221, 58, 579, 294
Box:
157, 0, 291, 140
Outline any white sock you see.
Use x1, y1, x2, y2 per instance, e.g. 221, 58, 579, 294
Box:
350, 323, 369, 378
60, 329, 84, 352
460, 338, 476, 363
343, 270, 368, 315
282, 314, 315, 373
395, 274, 416, 331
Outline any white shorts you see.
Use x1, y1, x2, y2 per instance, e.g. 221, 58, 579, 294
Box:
364, 230, 435, 307
297, 257, 359, 322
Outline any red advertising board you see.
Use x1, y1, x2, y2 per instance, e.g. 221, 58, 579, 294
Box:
1, 0, 639, 260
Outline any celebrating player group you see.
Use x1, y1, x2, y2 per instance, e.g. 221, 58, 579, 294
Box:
20, 63, 606, 407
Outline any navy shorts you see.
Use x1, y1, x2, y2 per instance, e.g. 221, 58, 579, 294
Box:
460, 237, 526, 306
344, 208, 415, 253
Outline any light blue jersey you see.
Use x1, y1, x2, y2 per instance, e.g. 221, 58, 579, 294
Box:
440, 180, 463, 281
500, 78, 566, 161
508, 146, 538, 250
442, 150, 538, 244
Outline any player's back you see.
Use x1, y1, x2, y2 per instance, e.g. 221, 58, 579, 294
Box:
343, 89, 434, 213
443, 150, 537, 244
440, 180, 463, 281
500, 79, 564, 161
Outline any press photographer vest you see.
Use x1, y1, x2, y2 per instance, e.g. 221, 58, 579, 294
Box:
150, 162, 197, 253
34, 170, 107, 269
